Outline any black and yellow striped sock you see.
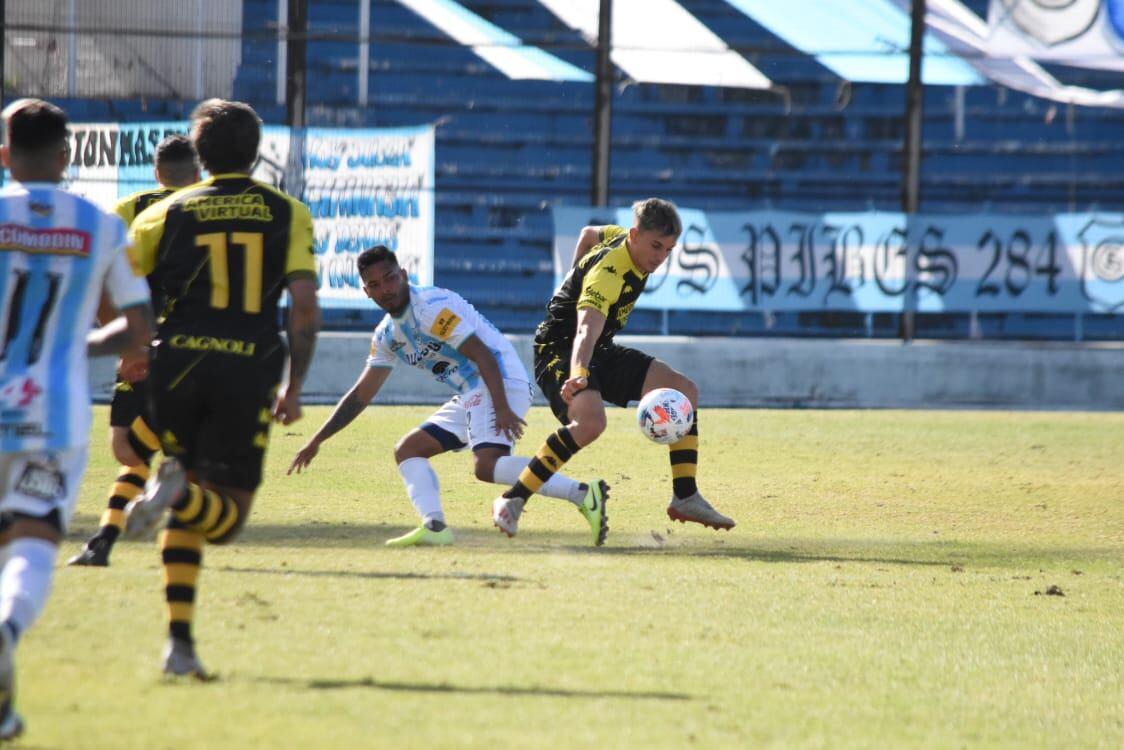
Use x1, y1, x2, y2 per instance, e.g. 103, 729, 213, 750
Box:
506, 426, 582, 501
172, 485, 242, 542
670, 415, 699, 499
161, 524, 203, 643
96, 463, 150, 544
127, 416, 161, 466
94, 417, 160, 544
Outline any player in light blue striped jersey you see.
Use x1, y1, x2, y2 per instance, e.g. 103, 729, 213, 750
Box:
288, 245, 608, 547
0, 98, 155, 740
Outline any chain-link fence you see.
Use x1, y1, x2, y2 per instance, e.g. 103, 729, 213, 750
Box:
4, 0, 243, 100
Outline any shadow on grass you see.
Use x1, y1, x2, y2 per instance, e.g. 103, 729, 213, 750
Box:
214, 565, 522, 584
67, 515, 1118, 571
254, 675, 691, 701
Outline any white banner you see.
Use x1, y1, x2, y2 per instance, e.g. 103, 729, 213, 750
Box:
987, 0, 1124, 72
54, 121, 435, 310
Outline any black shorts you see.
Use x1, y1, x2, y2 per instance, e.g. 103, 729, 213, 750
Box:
147, 335, 285, 491
109, 377, 149, 428
534, 336, 654, 424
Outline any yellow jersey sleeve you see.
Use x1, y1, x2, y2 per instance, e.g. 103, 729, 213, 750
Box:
598, 224, 627, 246
577, 249, 627, 315
113, 195, 137, 227
284, 199, 317, 278
127, 200, 172, 276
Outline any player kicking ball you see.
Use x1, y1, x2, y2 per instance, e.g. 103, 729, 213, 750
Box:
288, 245, 609, 546
493, 198, 735, 533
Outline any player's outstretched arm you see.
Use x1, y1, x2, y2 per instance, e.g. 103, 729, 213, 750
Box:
458, 335, 525, 442
276, 278, 321, 426
287, 366, 390, 474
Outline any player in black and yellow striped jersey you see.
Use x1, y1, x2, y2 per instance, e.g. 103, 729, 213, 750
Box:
121, 99, 321, 679
68, 134, 200, 568
493, 198, 737, 537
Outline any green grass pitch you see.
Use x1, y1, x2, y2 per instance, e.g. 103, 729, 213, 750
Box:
17, 405, 1124, 748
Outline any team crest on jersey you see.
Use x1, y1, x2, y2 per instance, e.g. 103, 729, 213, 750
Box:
430, 308, 461, 340
29, 201, 52, 218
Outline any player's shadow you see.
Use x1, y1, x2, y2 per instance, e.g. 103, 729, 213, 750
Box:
253, 675, 691, 701
216, 522, 523, 549
213, 564, 524, 585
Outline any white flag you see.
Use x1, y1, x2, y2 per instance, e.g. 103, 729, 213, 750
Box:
987, 0, 1124, 72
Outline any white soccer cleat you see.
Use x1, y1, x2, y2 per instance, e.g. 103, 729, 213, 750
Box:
162, 637, 213, 681
492, 495, 525, 538
125, 458, 187, 539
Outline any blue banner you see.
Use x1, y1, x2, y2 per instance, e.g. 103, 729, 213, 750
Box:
553, 207, 1124, 313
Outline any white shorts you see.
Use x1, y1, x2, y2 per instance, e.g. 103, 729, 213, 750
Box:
0, 445, 89, 533
421, 379, 533, 452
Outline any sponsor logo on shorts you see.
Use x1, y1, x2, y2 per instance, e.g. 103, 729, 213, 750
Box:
15, 460, 66, 501
169, 335, 257, 356
430, 308, 462, 340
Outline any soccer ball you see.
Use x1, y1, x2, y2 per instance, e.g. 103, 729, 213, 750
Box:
636, 388, 694, 444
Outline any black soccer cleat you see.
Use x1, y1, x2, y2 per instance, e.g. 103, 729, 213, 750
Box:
67, 537, 113, 567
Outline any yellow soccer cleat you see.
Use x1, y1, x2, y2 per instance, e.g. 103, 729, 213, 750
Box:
578, 480, 610, 546
385, 525, 455, 548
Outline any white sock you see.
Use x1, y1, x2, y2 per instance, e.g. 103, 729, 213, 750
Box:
493, 456, 585, 505
0, 538, 58, 644
397, 457, 444, 525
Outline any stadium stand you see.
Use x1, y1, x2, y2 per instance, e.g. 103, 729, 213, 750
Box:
43, 0, 1124, 338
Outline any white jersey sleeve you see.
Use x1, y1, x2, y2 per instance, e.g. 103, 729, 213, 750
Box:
365, 317, 396, 369
103, 247, 150, 310
412, 288, 478, 350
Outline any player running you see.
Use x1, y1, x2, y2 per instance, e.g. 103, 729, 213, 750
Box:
0, 98, 154, 739
68, 134, 200, 567
121, 99, 321, 679
288, 245, 608, 547
493, 198, 735, 536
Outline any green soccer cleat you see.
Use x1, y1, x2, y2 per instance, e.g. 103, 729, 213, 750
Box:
578, 480, 610, 547
385, 525, 455, 548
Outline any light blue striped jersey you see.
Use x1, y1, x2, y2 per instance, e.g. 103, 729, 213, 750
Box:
367, 284, 527, 393
0, 182, 150, 452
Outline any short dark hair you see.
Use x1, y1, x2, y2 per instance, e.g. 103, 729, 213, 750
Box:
155, 134, 198, 186
2, 98, 68, 153
155, 134, 196, 167
632, 198, 682, 238
189, 98, 261, 174
357, 245, 398, 276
